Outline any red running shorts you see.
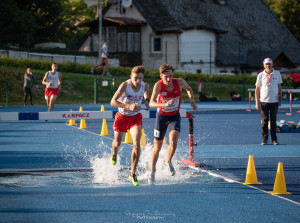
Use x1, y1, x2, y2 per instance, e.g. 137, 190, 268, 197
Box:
45, 88, 59, 97
113, 112, 142, 132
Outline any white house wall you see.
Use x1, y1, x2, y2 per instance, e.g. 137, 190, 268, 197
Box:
79, 34, 100, 52
178, 29, 218, 73
79, 35, 91, 51
140, 24, 179, 70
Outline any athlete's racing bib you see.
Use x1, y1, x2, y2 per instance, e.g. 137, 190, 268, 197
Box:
161, 96, 180, 113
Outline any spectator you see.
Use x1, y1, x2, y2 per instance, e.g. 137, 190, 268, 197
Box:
255, 58, 282, 145
23, 68, 35, 106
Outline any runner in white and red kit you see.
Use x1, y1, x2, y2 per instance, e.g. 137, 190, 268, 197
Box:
148, 64, 197, 184
42, 63, 62, 112
110, 65, 150, 186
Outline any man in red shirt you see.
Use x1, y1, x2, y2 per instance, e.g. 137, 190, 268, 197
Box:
148, 64, 197, 184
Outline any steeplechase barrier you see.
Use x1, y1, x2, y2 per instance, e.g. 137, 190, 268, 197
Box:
247, 89, 300, 115
182, 112, 202, 168
0, 109, 188, 121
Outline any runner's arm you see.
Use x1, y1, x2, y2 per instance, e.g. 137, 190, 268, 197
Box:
111, 82, 140, 111
42, 72, 51, 86
149, 82, 173, 108
110, 82, 127, 108
144, 83, 150, 111
58, 72, 62, 90
178, 79, 197, 111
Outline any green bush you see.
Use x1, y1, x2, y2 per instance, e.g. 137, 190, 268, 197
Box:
0, 57, 259, 84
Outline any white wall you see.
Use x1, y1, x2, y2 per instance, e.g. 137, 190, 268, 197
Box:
177, 29, 222, 74
179, 29, 215, 63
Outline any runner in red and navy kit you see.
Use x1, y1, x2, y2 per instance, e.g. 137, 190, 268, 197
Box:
148, 64, 197, 184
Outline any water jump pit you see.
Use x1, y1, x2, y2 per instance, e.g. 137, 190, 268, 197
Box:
0, 150, 226, 188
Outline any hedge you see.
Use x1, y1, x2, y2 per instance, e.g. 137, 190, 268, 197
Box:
0, 56, 291, 85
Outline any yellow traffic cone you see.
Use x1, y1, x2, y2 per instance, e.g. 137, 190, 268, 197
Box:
69, 118, 76, 126
101, 105, 105, 111
140, 128, 146, 147
123, 129, 132, 143
79, 119, 87, 129
79, 106, 83, 111
243, 155, 262, 185
68, 109, 76, 126
163, 137, 167, 145
269, 162, 291, 195
100, 119, 109, 136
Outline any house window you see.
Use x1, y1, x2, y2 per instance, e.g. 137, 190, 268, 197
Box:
151, 36, 162, 53
118, 33, 126, 52
128, 32, 140, 52
103, 27, 116, 52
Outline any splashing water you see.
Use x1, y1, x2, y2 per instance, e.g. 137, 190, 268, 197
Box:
91, 141, 198, 186
0, 139, 223, 188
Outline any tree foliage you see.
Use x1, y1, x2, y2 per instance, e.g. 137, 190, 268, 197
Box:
265, 0, 300, 42
0, 0, 98, 49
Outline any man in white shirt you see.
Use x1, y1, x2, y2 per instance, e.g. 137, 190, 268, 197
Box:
255, 58, 282, 145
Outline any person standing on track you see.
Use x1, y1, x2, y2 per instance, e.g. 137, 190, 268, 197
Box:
255, 58, 282, 145
110, 65, 150, 186
42, 63, 62, 112
23, 68, 35, 106
148, 64, 197, 184
94, 41, 110, 76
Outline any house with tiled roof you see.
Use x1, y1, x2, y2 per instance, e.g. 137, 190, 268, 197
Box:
79, 0, 300, 74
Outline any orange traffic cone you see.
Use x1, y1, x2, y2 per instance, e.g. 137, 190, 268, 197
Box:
243, 155, 262, 185
100, 119, 109, 136
140, 128, 146, 147
79, 106, 83, 111
269, 162, 291, 195
123, 129, 132, 143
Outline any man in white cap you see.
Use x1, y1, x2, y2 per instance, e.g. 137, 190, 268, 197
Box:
255, 58, 282, 145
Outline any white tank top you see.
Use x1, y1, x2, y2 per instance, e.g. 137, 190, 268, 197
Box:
46, 71, 59, 88
101, 44, 108, 58
118, 79, 145, 116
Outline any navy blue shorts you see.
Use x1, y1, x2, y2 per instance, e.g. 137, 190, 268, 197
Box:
154, 112, 181, 140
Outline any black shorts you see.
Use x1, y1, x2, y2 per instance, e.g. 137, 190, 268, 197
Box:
154, 112, 181, 140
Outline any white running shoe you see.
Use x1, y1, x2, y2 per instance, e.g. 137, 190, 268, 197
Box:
148, 172, 155, 185
168, 162, 175, 176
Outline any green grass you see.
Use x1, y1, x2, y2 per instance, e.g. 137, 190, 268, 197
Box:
0, 66, 256, 106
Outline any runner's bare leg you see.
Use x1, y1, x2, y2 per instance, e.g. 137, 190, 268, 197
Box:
130, 125, 142, 174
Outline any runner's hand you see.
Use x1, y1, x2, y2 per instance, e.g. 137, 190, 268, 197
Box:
165, 99, 174, 107
145, 101, 150, 111
191, 101, 197, 111
129, 103, 140, 112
